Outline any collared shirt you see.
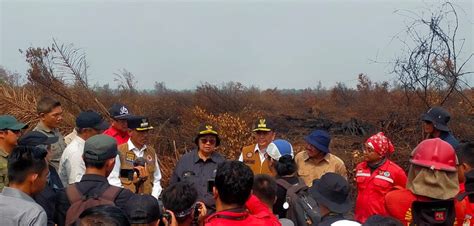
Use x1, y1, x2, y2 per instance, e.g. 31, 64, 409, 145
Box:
103, 126, 130, 145
58, 136, 86, 186
0, 187, 48, 226
0, 148, 8, 191
238, 144, 267, 163
295, 151, 347, 187
170, 149, 226, 209
33, 121, 67, 170
111, 139, 163, 199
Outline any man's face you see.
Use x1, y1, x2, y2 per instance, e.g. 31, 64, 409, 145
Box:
112, 119, 128, 132
305, 142, 325, 159
0, 129, 22, 148
198, 135, 217, 155
131, 130, 150, 147
423, 121, 435, 134
255, 131, 275, 149
40, 106, 63, 129
32, 161, 49, 195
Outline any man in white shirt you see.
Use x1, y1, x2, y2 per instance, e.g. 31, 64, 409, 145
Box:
58, 111, 108, 186
112, 116, 162, 199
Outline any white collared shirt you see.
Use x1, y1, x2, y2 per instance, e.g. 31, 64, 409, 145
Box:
58, 136, 86, 186
109, 139, 162, 199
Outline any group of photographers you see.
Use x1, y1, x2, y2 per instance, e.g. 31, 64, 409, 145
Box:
0, 97, 470, 226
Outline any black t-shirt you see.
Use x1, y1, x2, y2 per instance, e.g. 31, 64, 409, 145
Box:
273, 176, 299, 218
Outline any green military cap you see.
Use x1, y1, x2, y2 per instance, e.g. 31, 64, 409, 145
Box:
0, 115, 28, 130
83, 135, 118, 161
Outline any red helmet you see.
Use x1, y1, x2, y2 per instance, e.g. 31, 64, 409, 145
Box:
410, 138, 457, 172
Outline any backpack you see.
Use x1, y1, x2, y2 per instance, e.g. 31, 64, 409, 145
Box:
411, 199, 456, 226
276, 178, 320, 226
65, 184, 122, 225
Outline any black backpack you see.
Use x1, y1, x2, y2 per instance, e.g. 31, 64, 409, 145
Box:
411, 199, 456, 226
276, 178, 320, 226
65, 184, 122, 226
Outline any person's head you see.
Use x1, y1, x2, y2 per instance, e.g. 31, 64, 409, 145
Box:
82, 134, 118, 176
76, 111, 109, 140
266, 139, 296, 176
214, 161, 254, 208
421, 106, 451, 136
78, 205, 131, 226
456, 142, 474, 184
252, 174, 277, 209
363, 132, 395, 163
8, 145, 48, 196
407, 138, 459, 200
124, 194, 161, 226
304, 130, 331, 159
0, 115, 28, 153
363, 215, 403, 226
252, 118, 276, 150
194, 124, 220, 155
18, 131, 58, 163
37, 97, 63, 129
109, 103, 133, 133
162, 181, 198, 224
309, 172, 351, 216
128, 116, 153, 148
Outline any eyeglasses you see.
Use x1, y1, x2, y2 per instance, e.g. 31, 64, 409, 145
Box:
200, 138, 216, 145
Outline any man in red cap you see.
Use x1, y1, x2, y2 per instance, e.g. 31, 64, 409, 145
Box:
354, 132, 407, 223
385, 138, 469, 225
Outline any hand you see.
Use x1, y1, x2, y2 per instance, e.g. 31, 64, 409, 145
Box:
197, 201, 207, 223
132, 165, 149, 184
162, 210, 178, 226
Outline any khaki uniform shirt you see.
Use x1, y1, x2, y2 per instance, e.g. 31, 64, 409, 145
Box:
295, 151, 347, 187
33, 121, 67, 171
0, 149, 8, 191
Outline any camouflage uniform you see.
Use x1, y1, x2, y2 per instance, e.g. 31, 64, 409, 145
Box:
0, 148, 8, 191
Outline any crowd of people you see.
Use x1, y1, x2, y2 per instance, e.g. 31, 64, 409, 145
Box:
0, 96, 472, 226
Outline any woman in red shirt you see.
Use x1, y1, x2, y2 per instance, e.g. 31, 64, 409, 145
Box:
354, 132, 407, 223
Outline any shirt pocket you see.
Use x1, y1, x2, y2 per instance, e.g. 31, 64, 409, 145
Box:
373, 176, 393, 193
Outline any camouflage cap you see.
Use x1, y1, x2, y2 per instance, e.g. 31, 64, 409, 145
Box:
83, 134, 118, 161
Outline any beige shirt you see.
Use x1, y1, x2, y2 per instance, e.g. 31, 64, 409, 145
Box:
295, 151, 347, 187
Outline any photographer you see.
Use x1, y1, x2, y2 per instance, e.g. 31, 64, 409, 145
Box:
162, 181, 207, 226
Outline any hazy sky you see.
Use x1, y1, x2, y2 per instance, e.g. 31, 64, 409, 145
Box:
1, 0, 473, 90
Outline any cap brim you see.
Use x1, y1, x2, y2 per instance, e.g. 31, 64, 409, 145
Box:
410, 159, 457, 172
309, 180, 351, 213
304, 136, 329, 153
114, 114, 134, 120
253, 128, 272, 132
136, 126, 153, 131
93, 121, 110, 130
9, 123, 28, 130
422, 114, 449, 132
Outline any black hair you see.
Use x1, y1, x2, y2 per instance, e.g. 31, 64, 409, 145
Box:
273, 155, 297, 176
363, 215, 403, 226
215, 161, 254, 206
78, 205, 130, 226
252, 174, 277, 207
83, 157, 107, 169
8, 146, 47, 184
37, 96, 61, 114
162, 181, 198, 223
457, 142, 474, 167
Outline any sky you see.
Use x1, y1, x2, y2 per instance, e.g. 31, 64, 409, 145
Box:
1, 0, 473, 90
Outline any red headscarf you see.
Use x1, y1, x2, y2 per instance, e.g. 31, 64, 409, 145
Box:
366, 132, 395, 156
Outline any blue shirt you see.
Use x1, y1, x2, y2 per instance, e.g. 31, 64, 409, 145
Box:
0, 187, 48, 226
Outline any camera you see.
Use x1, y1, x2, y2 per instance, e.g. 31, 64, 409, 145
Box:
133, 157, 146, 178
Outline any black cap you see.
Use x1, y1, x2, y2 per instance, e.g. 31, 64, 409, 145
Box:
18, 131, 58, 146
128, 116, 153, 131
309, 172, 352, 214
253, 118, 273, 132
421, 106, 451, 132
194, 124, 220, 146
76, 111, 109, 130
83, 135, 118, 161
124, 194, 161, 224
109, 103, 133, 120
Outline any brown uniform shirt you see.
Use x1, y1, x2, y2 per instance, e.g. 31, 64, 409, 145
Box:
295, 151, 347, 187
118, 142, 157, 195
0, 148, 8, 191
